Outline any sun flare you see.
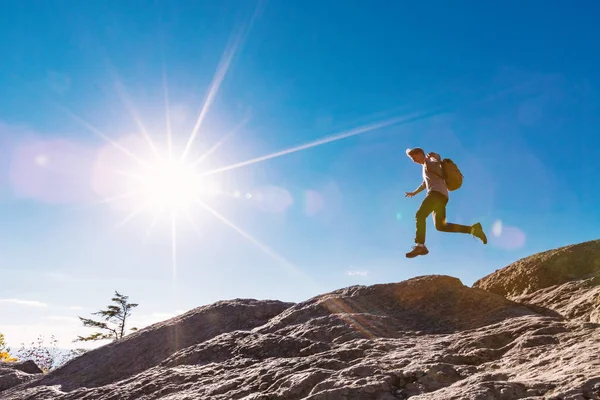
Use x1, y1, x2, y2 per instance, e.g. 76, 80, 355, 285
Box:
59, 2, 339, 292
72, 1, 407, 286
139, 159, 203, 212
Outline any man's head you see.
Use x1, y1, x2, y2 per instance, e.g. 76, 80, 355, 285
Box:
406, 147, 426, 164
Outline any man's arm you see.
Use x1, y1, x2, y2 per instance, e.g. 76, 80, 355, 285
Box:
406, 181, 426, 197
414, 181, 426, 194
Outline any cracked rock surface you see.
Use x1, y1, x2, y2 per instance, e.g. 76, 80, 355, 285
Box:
4, 240, 600, 399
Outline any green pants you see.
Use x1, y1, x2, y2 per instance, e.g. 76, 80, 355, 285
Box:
415, 191, 471, 244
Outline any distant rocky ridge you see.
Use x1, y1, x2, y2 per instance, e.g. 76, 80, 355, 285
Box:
3, 239, 600, 400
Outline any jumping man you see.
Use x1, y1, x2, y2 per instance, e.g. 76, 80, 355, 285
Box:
404, 147, 487, 258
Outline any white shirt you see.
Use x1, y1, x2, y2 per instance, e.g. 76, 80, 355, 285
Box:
422, 157, 449, 198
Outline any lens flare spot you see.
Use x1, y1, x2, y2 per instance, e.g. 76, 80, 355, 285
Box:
251, 186, 293, 213
490, 220, 526, 250
11, 139, 96, 204
492, 219, 503, 237
305, 189, 324, 216
35, 155, 49, 167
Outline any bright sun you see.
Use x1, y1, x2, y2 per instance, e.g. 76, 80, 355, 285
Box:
139, 159, 203, 212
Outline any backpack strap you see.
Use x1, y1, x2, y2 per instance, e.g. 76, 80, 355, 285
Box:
426, 158, 446, 179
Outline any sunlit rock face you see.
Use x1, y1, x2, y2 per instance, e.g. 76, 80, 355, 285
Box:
474, 239, 600, 323
474, 239, 600, 298
5, 240, 600, 399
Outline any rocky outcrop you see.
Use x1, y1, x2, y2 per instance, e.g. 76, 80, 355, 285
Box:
474, 239, 600, 323
0, 361, 42, 393
473, 239, 600, 298
254, 275, 538, 339
508, 277, 600, 324
5, 240, 600, 399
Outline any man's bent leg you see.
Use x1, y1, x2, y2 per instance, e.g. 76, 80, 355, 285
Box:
432, 193, 471, 234
414, 193, 437, 244
407, 193, 438, 258
436, 221, 472, 234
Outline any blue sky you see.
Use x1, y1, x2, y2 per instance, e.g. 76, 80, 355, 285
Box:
1, 1, 599, 349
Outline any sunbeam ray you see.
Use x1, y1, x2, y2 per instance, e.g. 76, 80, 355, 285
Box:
183, 207, 203, 241
179, 37, 242, 163
115, 203, 149, 230
162, 61, 174, 161
191, 114, 251, 167
170, 211, 178, 284
201, 109, 445, 177
180, 2, 262, 163
197, 200, 300, 275
113, 78, 163, 162
322, 297, 378, 339
90, 41, 163, 162
57, 105, 152, 170
144, 211, 163, 243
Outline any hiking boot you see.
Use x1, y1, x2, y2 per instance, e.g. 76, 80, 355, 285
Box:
406, 244, 429, 258
471, 222, 487, 244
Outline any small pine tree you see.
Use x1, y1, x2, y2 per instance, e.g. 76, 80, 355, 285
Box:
74, 291, 138, 343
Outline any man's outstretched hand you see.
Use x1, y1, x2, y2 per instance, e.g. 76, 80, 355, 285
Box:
405, 191, 416, 198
